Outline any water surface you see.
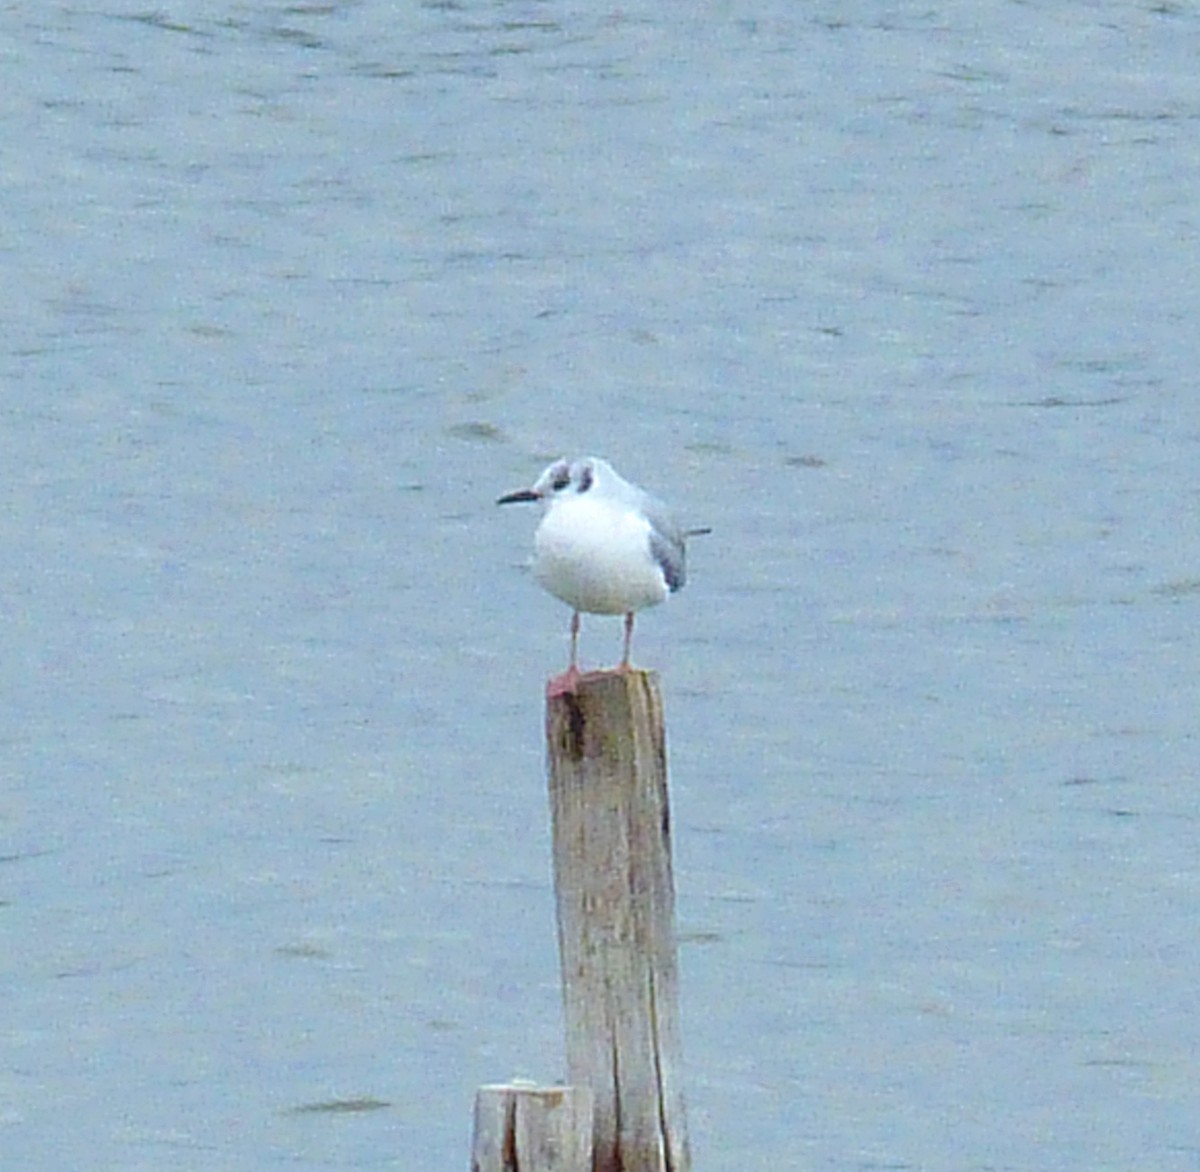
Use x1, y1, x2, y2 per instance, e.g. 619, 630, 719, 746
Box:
3, 3, 1199, 1169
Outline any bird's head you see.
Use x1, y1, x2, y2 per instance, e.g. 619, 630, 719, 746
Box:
497, 457, 604, 508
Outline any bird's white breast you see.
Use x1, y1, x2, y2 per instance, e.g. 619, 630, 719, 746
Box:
533, 493, 669, 615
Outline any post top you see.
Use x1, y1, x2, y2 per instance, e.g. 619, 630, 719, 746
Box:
546, 665, 659, 701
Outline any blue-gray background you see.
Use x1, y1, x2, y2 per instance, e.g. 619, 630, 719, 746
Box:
3, 3, 1198, 1169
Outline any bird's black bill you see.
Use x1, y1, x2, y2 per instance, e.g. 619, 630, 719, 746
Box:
496, 489, 540, 505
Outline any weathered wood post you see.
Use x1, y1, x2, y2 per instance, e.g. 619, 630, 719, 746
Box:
471, 1083, 594, 1172
469, 668, 690, 1171
545, 669, 690, 1172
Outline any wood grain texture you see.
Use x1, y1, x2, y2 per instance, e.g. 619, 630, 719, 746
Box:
546, 669, 690, 1172
471, 1083, 594, 1172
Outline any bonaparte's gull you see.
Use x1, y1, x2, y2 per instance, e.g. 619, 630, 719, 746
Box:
498, 456, 708, 688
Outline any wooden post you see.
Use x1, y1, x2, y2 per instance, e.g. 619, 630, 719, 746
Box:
471, 1083, 594, 1172
545, 669, 690, 1172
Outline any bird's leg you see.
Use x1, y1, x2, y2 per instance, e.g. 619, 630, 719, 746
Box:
619, 611, 635, 670
548, 612, 583, 697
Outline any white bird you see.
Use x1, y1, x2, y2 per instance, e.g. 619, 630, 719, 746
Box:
498, 456, 708, 687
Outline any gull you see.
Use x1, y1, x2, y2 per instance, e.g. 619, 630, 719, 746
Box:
497, 456, 708, 689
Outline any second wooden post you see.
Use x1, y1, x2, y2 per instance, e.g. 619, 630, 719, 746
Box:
545, 669, 690, 1172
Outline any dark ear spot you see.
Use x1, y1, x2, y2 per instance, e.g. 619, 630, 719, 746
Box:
576, 465, 594, 493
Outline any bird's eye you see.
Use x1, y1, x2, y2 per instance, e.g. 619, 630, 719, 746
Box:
576, 466, 593, 493
551, 468, 570, 491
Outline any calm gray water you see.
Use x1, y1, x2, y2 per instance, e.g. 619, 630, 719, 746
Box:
3, 2, 1199, 1169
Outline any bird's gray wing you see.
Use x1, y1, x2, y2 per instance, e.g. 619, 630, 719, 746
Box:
642, 494, 688, 593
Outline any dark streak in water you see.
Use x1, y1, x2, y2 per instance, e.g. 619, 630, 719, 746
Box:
1012, 396, 1126, 408
285, 1098, 392, 1116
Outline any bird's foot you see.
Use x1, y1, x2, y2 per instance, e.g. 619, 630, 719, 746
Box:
546, 666, 583, 697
